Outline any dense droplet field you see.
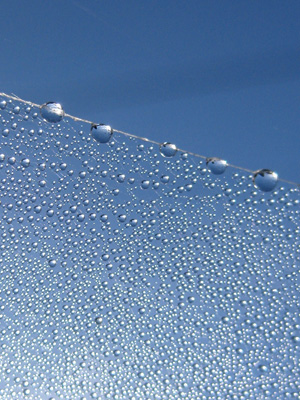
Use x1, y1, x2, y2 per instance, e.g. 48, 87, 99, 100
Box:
0, 96, 299, 400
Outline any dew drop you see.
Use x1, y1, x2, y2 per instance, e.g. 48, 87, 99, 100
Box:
21, 158, 30, 168
206, 157, 228, 175
77, 213, 85, 222
118, 214, 127, 223
117, 174, 126, 183
40, 102, 65, 123
141, 180, 150, 189
161, 175, 170, 183
8, 156, 16, 165
48, 259, 56, 268
91, 123, 113, 143
159, 142, 177, 157
253, 169, 278, 192
130, 219, 138, 226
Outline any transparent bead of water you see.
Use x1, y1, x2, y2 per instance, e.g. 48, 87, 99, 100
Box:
91, 123, 113, 143
206, 157, 228, 175
21, 158, 30, 168
8, 156, 16, 165
40, 102, 65, 123
159, 142, 177, 158
253, 169, 278, 192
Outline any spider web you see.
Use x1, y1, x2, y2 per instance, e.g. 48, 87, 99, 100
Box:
0, 96, 299, 400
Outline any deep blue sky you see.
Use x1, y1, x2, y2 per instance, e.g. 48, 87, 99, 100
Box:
1, 0, 300, 183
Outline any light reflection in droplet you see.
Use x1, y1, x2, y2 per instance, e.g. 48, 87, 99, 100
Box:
253, 169, 278, 192
40, 102, 65, 123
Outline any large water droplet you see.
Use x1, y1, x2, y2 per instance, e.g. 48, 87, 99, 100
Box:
91, 124, 113, 143
206, 157, 228, 175
40, 102, 65, 123
253, 169, 278, 192
159, 142, 177, 158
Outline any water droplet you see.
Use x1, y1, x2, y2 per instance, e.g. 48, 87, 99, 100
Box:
206, 157, 228, 175
130, 219, 138, 226
8, 156, 16, 165
77, 213, 85, 222
21, 158, 30, 168
40, 102, 64, 123
161, 175, 170, 183
91, 123, 113, 143
48, 259, 57, 268
141, 180, 150, 189
117, 174, 126, 183
118, 214, 127, 223
253, 169, 278, 192
0, 100, 7, 109
159, 142, 177, 157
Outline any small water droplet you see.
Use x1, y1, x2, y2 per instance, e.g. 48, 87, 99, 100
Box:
130, 219, 138, 226
253, 169, 278, 192
159, 142, 177, 157
117, 174, 126, 183
118, 214, 127, 223
100, 214, 108, 222
77, 213, 85, 222
40, 102, 64, 123
48, 259, 57, 268
8, 156, 16, 165
206, 157, 228, 175
21, 158, 30, 168
141, 180, 150, 189
161, 175, 170, 183
91, 124, 113, 143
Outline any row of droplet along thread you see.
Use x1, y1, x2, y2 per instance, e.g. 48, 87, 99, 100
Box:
38, 101, 278, 192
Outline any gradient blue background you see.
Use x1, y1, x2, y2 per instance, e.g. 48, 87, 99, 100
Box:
0, 0, 299, 183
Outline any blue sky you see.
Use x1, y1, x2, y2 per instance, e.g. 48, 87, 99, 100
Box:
1, 0, 300, 183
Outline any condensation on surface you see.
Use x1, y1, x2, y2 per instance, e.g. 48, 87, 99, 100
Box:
0, 96, 299, 400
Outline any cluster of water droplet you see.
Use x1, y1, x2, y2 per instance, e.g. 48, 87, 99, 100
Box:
39, 102, 279, 192
0, 96, 299, 399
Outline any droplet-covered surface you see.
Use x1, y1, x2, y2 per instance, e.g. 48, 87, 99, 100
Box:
0, 96, 299, 400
